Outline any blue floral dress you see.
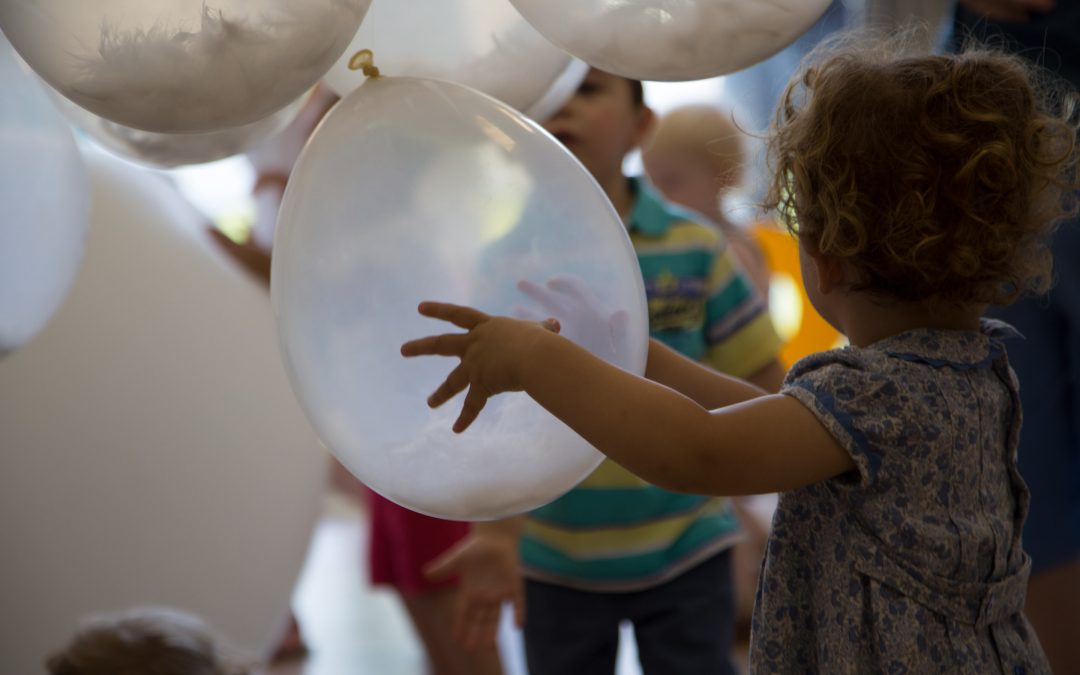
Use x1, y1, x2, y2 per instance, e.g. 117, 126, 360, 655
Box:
751, 320, 1049, 674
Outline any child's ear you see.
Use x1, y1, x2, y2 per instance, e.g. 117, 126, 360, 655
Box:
632, 105, 656, 150
808, 251, 846, 295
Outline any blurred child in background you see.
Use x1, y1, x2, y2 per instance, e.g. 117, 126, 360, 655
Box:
46, 607, 250, 675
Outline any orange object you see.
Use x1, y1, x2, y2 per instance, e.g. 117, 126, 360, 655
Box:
752, 224, 843, 368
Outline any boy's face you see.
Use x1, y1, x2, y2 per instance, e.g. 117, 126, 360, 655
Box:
543, 69, 652, 183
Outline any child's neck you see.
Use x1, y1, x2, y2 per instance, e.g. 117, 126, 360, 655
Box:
599, 172, 635, 221
838, 293, 986, 348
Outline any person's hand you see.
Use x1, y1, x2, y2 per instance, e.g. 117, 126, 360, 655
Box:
207, 226, 272, 286
401, 303, 560, 433
514, 276, 630, 366
959, 0, 1055, 22
424, 528, 525, 650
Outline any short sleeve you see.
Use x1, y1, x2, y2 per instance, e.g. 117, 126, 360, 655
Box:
781, 351, 898, 488
701, 242, 781, 378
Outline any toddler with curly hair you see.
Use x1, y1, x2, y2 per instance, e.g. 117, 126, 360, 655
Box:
402, 34, 1078, 673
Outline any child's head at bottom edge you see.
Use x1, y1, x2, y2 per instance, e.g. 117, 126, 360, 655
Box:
46, 607, 252, 675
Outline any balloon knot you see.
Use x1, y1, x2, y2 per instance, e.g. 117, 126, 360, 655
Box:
348, 49, 381, 79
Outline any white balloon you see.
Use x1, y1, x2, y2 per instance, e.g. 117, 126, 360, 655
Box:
52, 86, 311, 169
0, 148, 327, 674
0, 37, 88, 357
508, 0, 833, 81
0, 0, 370, 133
272, 76, 649, 521
323, 0, 585, 118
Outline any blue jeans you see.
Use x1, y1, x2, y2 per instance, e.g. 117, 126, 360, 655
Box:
524, 551, 738, 675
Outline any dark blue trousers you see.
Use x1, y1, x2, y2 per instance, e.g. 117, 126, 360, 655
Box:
524, 551, 738, 675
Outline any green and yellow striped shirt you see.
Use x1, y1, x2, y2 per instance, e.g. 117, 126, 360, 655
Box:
523, 178, 781, 591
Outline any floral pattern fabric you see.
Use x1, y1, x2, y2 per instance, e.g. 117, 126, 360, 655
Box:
751, 320, 1049, 674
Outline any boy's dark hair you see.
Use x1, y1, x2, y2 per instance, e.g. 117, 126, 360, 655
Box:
765, 32, 1080, 305
45, 608, 251, 675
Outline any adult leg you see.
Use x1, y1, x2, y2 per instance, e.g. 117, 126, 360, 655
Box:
524, 579, 621, 675
990, 222, 1080, 675
630, 552, 739, 675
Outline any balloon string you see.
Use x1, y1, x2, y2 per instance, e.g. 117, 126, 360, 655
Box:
348, 49, 381, 79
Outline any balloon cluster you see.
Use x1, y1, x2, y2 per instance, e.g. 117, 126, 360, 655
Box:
0, 0, 370, 133
0, 0, 833, 520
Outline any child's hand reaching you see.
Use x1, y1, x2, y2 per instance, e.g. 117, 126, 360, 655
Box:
401, 303, 561, 433
423, 523, 525, 650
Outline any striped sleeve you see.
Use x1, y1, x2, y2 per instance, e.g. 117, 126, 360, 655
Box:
702, 243, 781, 378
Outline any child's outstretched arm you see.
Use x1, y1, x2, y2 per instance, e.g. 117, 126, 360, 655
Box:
402, 302, 854, 496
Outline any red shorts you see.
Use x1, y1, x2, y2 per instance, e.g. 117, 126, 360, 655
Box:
367, 491, 471, 595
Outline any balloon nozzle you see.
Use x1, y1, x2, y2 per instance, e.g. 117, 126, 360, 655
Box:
348, 49, 381, 79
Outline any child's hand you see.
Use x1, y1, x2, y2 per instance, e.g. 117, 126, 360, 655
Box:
401, 303, 560, 433
514, 276, 630, 366
424, 527, 524, 650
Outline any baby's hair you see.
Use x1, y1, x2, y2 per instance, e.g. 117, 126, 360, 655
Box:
45, 607, 251, 675
645, 104, 746, 189
765, 31, 1080, 305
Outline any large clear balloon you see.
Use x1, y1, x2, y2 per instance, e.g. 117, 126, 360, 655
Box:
0, 148, 326, 675
52, 86, 310, 169
0, 37, 88, 357
508, 0, 833, 81
272, 76, 649, 521
323, 0, 586, 119
0, 0, 370, 133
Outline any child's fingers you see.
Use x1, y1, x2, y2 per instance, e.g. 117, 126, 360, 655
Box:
540, 318, 561, 334
462, 603, 500, 650
546, 275, 588, 302
517, 279, 564, 314
401, 333, 469, 358
511, 304, 546, 322
428, 365, 470, 408
452, 598, 471, 646
453, 388, 489, 433
417, 301, 489, 329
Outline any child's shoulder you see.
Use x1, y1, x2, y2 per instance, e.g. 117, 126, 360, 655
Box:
784, 345, 884, 387
787, 320, 1018, 384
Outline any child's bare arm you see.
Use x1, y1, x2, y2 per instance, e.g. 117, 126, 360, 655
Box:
403, 303, 854, 496
645, 338, 775, 406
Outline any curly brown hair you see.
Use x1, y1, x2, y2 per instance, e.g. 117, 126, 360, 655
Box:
764, 33, 1080, 305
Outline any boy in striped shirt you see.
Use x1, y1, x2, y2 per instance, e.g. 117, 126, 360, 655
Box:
427, 68, 784, 674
